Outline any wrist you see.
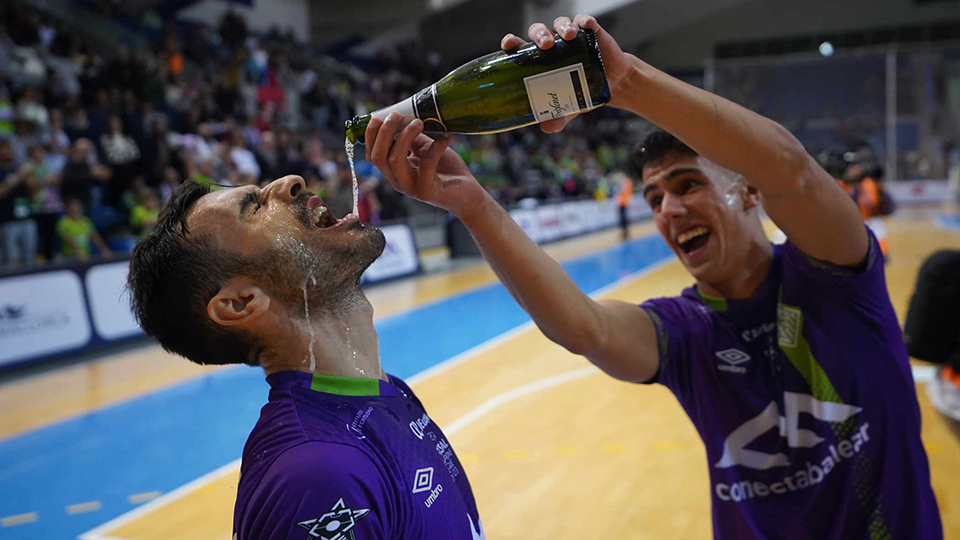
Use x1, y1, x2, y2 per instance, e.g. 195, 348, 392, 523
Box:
455, 191, 499, 229
609, 54, 645, 111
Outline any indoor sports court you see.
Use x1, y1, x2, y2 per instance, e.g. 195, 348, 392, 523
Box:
2, 0, 960, 538
1, 214, 959, 539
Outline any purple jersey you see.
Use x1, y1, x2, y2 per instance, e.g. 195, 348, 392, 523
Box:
234, 371, 485, 540
641, 231, 941, 539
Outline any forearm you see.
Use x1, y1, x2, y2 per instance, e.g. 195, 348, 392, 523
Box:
616, 56, 808, 191
459, 193, 605, 354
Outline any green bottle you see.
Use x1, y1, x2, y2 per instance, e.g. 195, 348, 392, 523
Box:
345, 29, 610, 145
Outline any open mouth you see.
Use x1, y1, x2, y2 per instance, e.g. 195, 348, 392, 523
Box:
305, 195, 356, 229
676, 226, 711, 254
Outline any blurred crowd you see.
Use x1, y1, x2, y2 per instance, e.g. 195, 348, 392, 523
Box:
0, 0, 638, 272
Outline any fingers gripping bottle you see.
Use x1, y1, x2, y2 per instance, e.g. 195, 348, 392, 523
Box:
345, 29, 610, 144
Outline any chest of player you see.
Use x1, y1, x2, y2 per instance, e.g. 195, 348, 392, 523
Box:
344, 396, 484, 539
687, 299, 883, 486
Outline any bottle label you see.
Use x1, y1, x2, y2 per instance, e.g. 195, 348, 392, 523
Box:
371, 98, 416, 125
523, 63, 593, 123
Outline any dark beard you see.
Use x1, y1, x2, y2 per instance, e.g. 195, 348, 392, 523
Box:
249, 225, 386, 315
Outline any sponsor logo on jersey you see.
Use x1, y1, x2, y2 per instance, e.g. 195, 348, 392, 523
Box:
409, 413, 431, 440
297, 497, 370, 540
412, 467, 443, 508
716, 348, 751, 373
412, 467, 434, 494
713, 392, 871, 503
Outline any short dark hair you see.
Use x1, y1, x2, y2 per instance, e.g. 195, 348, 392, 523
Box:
128, 181, 263, 366
628, 130, 698, 180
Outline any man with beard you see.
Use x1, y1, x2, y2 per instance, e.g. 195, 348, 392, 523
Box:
127, 175, 485, 540
363, 14, 940, 540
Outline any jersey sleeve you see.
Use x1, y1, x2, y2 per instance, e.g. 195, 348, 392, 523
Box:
239, 441, 395, 540
781, 225, 888, 308
639, 296, 711, 403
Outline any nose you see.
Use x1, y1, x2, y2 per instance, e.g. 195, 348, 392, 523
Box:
660, 192, 687, 219
266, 175, 305, 203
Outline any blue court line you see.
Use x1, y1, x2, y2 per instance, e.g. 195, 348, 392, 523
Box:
936, 213, 960, 230
0, 233, 674, 539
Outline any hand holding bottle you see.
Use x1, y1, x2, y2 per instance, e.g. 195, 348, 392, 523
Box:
501, 14, 632, 133
365, 112, 488, 221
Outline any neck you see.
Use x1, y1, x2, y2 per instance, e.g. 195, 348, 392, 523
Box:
698, 237, 774, 300
261, 291, 385, 381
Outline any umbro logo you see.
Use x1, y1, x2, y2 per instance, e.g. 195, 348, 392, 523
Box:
412, 467, 434, 494
716, 349, 750, 374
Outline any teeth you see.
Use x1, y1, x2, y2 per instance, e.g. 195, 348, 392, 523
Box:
677, 226, 709, 245
313, 205, 327, 226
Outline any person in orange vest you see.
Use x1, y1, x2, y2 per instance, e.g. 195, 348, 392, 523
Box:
839, 162, 894, 257
616, 172, 633, 240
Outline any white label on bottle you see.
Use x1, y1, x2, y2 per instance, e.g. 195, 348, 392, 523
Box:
524, 63, 593, 123
371, 97, 416, 125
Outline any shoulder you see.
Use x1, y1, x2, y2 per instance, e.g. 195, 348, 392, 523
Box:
266, 441, 384, 488
641, 290, 713, 330
239, 441, 393, 540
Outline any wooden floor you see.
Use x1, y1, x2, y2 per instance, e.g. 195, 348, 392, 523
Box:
3, 215, 958, 540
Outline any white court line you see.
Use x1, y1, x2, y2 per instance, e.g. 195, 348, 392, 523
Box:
406, 256, 675, 387
66, 501, 102, 515
78, 459, 241, 540
1, 512, 38, 527
80, 254, 676, 540
126, 492, 161, 505
445, 366, 600, 436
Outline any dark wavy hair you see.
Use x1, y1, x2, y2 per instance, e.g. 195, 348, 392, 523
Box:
127, 181, 264, 366
628, 130, 699, 180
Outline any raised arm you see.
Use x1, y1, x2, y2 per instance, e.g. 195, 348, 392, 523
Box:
364, 117, 659, 383
513, 15, 868, 267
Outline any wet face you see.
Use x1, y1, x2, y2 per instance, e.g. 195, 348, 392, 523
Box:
187, 175, 384, 311
642, 153, 759, 284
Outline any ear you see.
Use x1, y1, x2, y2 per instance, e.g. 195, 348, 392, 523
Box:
207, 279, 271, 327
741, 181, 762, 211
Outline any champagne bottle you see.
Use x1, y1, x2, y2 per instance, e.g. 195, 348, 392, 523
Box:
345, 29, 610, 144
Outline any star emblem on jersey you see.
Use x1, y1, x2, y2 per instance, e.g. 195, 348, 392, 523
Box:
297, 497, 371, 540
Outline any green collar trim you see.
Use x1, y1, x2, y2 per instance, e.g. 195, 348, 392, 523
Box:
697, 288, 728, 312
310, 373, 380, 396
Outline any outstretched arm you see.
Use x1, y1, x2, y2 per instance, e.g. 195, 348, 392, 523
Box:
510, 15, 868, 267
364, 116, 659, 382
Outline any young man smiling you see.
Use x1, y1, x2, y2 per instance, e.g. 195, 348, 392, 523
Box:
127, 176, 485, 539
362, 13, 941, 540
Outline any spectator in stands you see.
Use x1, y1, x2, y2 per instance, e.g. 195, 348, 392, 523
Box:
101, 114, 140, 201
23, 144, 62, 262
64, 107, 92, 142
255, 130, 287, 181
0, 139, 37, 268
616, 171, 633, 240
0, 86, 14, 136
357, 178, 379, 224
158, 166, 182, 203
325, 167, 354, 219
41, 107, 70, 158
60, 138, 110, 211
376, 179, 408, 222
56, 197, 111, 261
130, 188, 159, 239
226, 129, 260, 184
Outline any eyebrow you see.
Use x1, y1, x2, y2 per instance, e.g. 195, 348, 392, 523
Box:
642, 167, 703, 197
237, 187, 259, 220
